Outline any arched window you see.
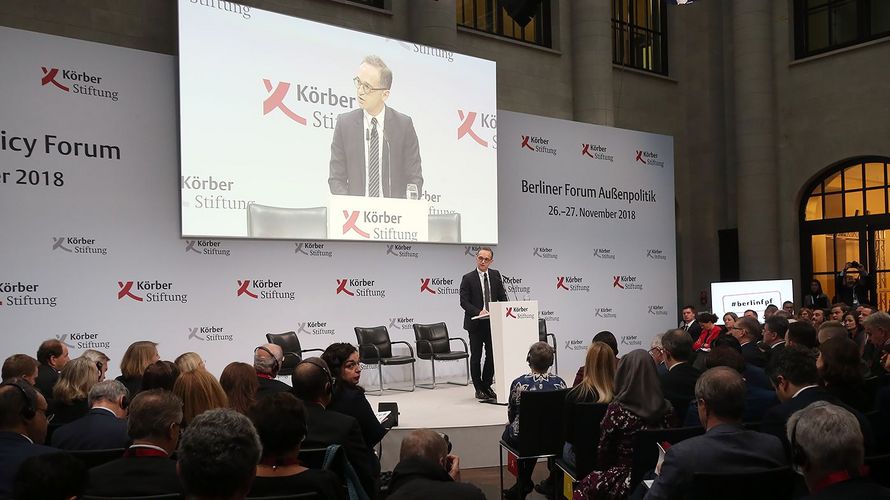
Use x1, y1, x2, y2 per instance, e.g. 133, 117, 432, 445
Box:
800, 156, 890, 310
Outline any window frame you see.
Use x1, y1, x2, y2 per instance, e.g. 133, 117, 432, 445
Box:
611, 0, 669, 76
456, 0, 553, 48
794, 0, 890, 59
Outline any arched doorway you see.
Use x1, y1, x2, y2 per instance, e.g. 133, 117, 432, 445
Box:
800, 156, 890, 310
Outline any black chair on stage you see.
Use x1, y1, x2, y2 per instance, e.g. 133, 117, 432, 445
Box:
498, 390, 567, 495
412, 322, 470, 389
265, 331, 324, 377
630, 426, 705, 487
69, 448, 125, 469
354, 326, 416, 395
539, 319, 558, 373
555, 402, 608, 485
689, 466, 794, 500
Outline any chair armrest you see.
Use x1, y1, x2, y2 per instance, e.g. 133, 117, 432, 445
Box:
357, 342, 382, 362
448, 337, 469, 353
546, 333, 557, 347
301, 348, 324, 355
391, 340, 415, 357
415, 338, 433, 352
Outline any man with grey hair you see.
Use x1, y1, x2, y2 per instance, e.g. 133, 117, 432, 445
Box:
86, 389, 185, 497
178, 408, 262, 500
644, 367, 786, 500
862, 310, 890, 377
817, 320, 849, 344
253, 343, 291, 397
649, 333, 668, 376
51, 379, 129, 450
80, 349, 110, 382
787, 401, 890, 498
388, 429, 485, 499
328, 54, 423, 199
731, 317, 767, 368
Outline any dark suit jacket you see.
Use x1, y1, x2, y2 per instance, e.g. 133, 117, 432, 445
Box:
50, 408, 129, 450
459, 268, 508, 332
387, 457, 486, 500
765, 341, 786, 366
86, 453, 184, 497
803, 477, 890, 499
256, 376, 292, 399
329, 384, 387, 449
114, 375, 142, 396
681, 320, 702, 341
328, 107, 423, 198
660, 363, 701, 422
34, 364, 58, 402
684, 384, 779, 426
0, 431, 56, 498
643, 424, 786, 500
303, 402, 379, 499
741, 341, 768, 369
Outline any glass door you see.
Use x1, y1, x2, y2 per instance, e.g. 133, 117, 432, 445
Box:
868, 228, 890, 311
810, 231, 866, 303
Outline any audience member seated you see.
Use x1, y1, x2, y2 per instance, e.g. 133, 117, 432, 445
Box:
743, 309, 759, 321
1, 354, 38, 385
34, 339, 69, 401
709, 335, 772, 390
220, 361, 258, 415
645, 367, 786, 500
177, 408, 261, 500
0, 379, 54, 498
798, 307, 813, 323
173, 368, 228, 427
51, 379, 129, 450
683, 346, 779, 426
731, 317, 767, 368
563, 341, 615, 467
387, 429, 485, 500
175, 351, 205, 373
829, 303, 848, 322
115, 340, 160, 395
574, 349, 674, 500
574, 331, 619, 385
817, 321, 849, 345
764, 304, 779, 321
86, 389, 185, 497
141, 359, 180, 392
761, 315, 789, 364
843, 311, 867, 353
659, 329, 700, 423
861, 311, 890, 378
722, 312, 739, 334
80, 348, 110, 382
679, 305, 702, 339
292, 357, 380, 499
787, 321, 819, 350
502, 342, 566, 499
13, 452, 87, 500
322, 342, 387, 449
817, 337, 868, 412
254, 343, 291, 397
648, 334, 668, 376
51, 356, 99, 426
691, 312, 721, 352
247, 392, 344, 499
787, 401, 890, 499
761, 346, 875, 453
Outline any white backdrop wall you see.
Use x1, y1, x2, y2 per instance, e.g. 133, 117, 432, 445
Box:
0, 27, 676, 385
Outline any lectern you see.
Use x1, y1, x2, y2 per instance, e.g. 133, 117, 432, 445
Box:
488, 300, 539, 405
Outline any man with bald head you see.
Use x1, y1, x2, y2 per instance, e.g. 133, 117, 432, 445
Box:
254, 343, 291, 397
387, 429, 484, 499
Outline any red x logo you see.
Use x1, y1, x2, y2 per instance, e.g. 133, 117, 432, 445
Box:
521, 135, 534, 151
581, 144, 594, 158
505, 307, 516, 318
117, 281, 143, 302
262, 79, 307, 125
613, 276, 625, 289
556, 277, 569, 290
336, 279, 354, 296
420, 278, 436, 294
236, 280, 258, 298
635, 150, 645, 163
342, 211, 371, 238
456, 110, 488, 147
41, 68, 69, 91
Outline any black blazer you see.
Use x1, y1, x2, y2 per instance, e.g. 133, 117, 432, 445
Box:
256, 376, 292, 399
741, 341, 768, 368
660, 363, 701, 422
328, 384, 387, 449
459, 268, 508, 332
681, 320, 702, 341
0, 431, 56, 498
86, 454, 184, 497
34, 364, 58, 402
328, 107, 423, 198
115, 375, 142, 396
51, 408, 129, 450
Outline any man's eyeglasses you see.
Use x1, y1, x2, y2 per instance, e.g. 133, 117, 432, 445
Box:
476, 256, 492, 263
353, 77, 389, 94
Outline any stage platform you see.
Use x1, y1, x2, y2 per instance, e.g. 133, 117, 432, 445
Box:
369, 384, 509, 470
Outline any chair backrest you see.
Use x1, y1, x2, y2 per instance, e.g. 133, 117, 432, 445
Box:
538, 318, 547, 342
569, 402, 609, 478
630, 425, 705, 486
689, 466, 794, 500
81, 494, 182, 500
68, 448, 125, 469
247, 204, 327, 239
866, 452, 890, 488
298, 447, 329, 469
354, 326, 392, 361
412, 322, 450, 358
517, 389, 567, 457
266, 331, 302, 355
428, 213, 461, 243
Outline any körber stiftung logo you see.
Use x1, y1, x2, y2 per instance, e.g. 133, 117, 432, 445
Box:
342, 210, 417, 241
505, 305, 534, 319
620, 335, 643, 347
336, 278, 386, 298
236, 279, 295, 301
612, 275, 644, 291
182, 175, 253, 211
62, 331, 110, 350
388, 316, 415, 331
564, 339, 587, 351
533, 247, 558, 260
464, 245, 482, 256
387, 244, 419, 259
594, 307, 618, 319
117, 280, 187, 304
503, 275, 532, 297
295, 242, 333, 258
556, 276, 590, 292
648, 305, 669, 316
52, 236, 108, 256
420, 278, 458, 295
520, 134, 557, 156
41, 66, 120, 102
262, 77, 355, 130
188, 326, 233, 342
634, 149, 664, 167
297, 321, 335, 336
646, 249, 667, 261
457, 110, 496, 149
592, 248, 615, 260
581, 143, 614, 162
539, 309, 560, 323
186, 240, 231, 257
0, 281, 57, 308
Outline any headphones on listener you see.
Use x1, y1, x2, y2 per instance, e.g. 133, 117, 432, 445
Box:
298, 358, 334, 396
254, 346, 281, 373
1, 380, 36, 419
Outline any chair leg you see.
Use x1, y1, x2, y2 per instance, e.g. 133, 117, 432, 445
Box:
378, 363, 384, 395
410, 362, 415, 392
431, 358, 437, 390
445, 357, 470, 386
499, 443, 504, 496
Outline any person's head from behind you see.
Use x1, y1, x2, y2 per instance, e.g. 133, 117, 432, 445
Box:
705, 346, 746, 374
220, 362, 258, 415
764, 304, 779, 320
172, 369, 228, 426
142, 360, 181, 392
0, 378, 49, 444
732, 317, 760, 344
36, 339, 69, 370
766, 346, 819, 402
128, 389, 184, 455
786, 321, 818, 349
355, 55, 392, 115
120, 341, 160, 379
2, 354, 39, 385
816, 337, 863, 388
292, 357, 333, 406
177, 408, 262, 500
711, 334, 742, 354
175, 351, 205, 374
321, 342, 362, 387
786, 401, 864, 491
399, 429, 450, 469
592, 330, 618, 358
763, 315, 789, 346
816, 320, 847, 345
694, 367, 746, 428
248, 392, 308, 460
13, 452, 87, 500
80, 349, 110, 381
660, 329, 693, 365
253, 344, 284, 378
53, 356, 100, 404
88, 380, 129, 417
613, 350, 666, 422
526, 341, 554, 374
580, 341, 616, 403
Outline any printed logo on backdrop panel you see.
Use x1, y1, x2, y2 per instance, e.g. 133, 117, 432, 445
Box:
457, 110, 496, 149
520, 134, 556, 156
594, 307, 618, 319
581, 144, 614, 163
503, 275, 532, 297
612, 275, 644, 291
52, 236, 108, 256
188, 326, 233, 342
40, 66, 120, 102
61, 332, 110, 350
564, 339, 587, 351
297, 321, 335, 336
646, 249, 667, 261
390, 39, 455, 62
634, 149, 665, 168
419, 278, 458, 295
295, 242, 333, 258
335, 278, 385, 298
387, 244, 419, 259
236, 280, 295, 301
464, 245, 482, 257
117, 280, 187, 304
341, 210, 417, 241
592, 248, 615, 260
648, 305, 669, 316
620, 335, 644, 347
261, 76, 354, 131
388, 316, 415, 331
181, 176, 252, 210
185, 240, 230, 256
539, 309, 560, 324
532, 247, 558, 260
556, 276, 589, 292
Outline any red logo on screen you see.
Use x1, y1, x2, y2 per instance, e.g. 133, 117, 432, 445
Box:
582, 144, 594, 158
262, 80, 307, 125
505, 307, 516, 318
117, 281, 143, 302
41, 68, 69, 92
521, 136, 534, 151
556, 277, 569, 290
612, 276, 625, 289
336, 279, 355, 296
236, 280, 258, 298
420, 278, 436, 294
342, 211, 371, 239
635, 150, 646, 163
457, 110, 488, 147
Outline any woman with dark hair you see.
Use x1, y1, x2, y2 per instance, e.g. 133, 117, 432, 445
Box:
321, 342, 387, 449
842, 311, 868, 354
220, 361, 258, 415
692, 312, 721, 351
141, 360, 180, 392
817, 337, 868, 412
247, 392, 343, 499
803, 279, 830, 309
574, 350, 674, 499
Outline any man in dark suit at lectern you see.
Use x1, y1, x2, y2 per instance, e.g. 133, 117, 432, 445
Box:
460, 247, 508, 401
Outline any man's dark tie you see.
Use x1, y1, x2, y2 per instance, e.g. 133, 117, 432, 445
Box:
368, 117, 380, 197
483, 273, 490, 311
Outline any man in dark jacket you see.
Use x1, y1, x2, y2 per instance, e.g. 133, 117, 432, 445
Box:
659, 329, 701, 423
51, 380, 129, 450
0, 379, 54, 498
387, 429, 485, 500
